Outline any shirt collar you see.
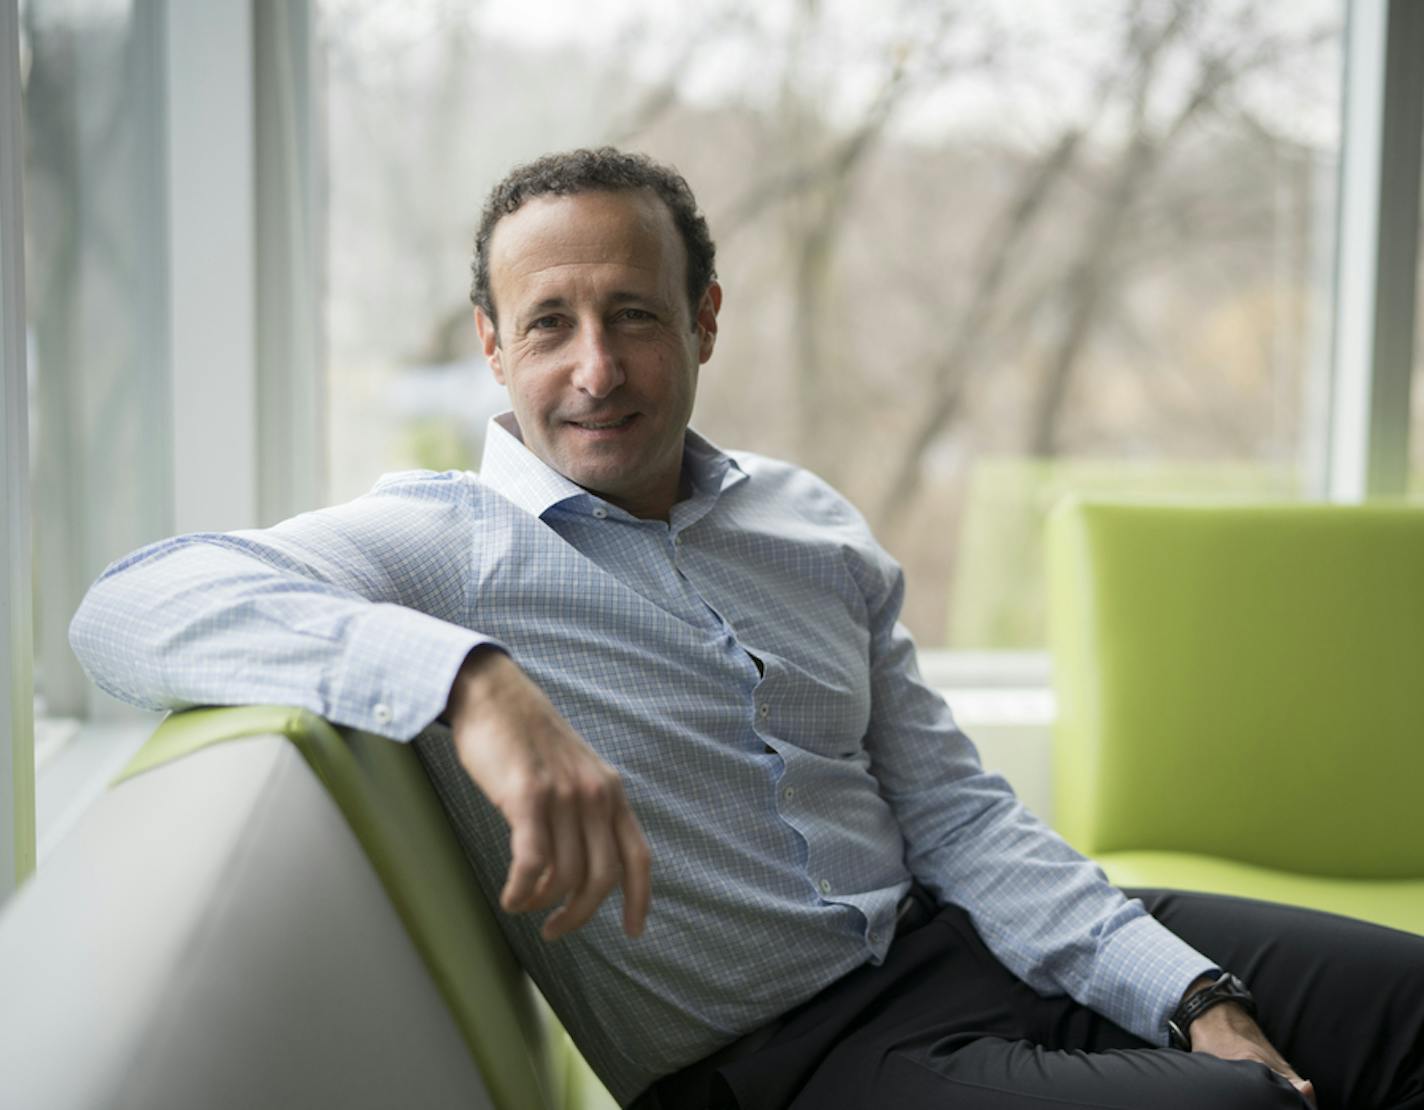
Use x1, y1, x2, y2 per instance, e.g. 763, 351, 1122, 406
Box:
479, 411, 745, 521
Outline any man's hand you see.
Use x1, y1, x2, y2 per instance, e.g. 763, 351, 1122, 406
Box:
1182, 978, 1316, 1107
445, 648, 651, 942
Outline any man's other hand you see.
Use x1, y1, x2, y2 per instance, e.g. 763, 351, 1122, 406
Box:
445, 648, 651, 942
1185, 986, 1316, 1107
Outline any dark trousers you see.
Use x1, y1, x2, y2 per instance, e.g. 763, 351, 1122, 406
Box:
641, 890, 1424, 1109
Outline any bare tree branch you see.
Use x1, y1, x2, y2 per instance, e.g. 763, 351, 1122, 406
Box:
1023, 5, 1300, 457
875, 125, 1085, 527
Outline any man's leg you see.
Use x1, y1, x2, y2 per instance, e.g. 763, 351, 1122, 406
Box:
779, 893, 1423, 1110
1129, 889, 1424, 1110
858, 1036, 1308, 1110
786, 898, 1313, 1110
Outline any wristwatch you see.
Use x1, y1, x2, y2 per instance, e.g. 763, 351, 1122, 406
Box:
1166, 971, 1256, 1050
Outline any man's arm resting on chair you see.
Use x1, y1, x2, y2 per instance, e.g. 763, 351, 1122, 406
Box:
445, 646, 652, 942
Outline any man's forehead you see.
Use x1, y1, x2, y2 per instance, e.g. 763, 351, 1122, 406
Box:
491, 189, 673, 256
486, 188, 686, 302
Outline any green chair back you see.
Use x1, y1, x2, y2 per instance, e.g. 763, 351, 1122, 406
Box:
1047, 500, 1424, 879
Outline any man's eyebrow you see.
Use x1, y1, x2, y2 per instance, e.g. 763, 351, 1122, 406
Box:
521, 297, 568, 319
519, 291, 664, 321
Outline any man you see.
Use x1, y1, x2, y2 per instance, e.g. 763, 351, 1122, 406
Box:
72, 148, 1424, 1109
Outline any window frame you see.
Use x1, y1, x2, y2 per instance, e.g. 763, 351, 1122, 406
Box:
1326, 0, 1423, 499
2, 0, 36, 898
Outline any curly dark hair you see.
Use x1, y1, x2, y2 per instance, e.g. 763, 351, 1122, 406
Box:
470, 147, 717, 330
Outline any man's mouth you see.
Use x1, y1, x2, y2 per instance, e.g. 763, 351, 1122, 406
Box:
569, 414, 636, 431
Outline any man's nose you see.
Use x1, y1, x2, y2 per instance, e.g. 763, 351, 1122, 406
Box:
570, 324, 625, 399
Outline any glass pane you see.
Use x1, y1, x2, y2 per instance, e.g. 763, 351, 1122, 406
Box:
21, 0, 171, 726
321, 0, 1344, 647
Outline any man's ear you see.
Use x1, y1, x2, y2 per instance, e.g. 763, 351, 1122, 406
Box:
474, 306, 505, 383
695, 281, 723, 364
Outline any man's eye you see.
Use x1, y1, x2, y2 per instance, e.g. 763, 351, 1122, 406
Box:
531, 316, 562, 330
619, 308, 654, 323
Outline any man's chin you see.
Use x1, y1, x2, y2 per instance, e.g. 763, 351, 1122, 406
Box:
553, 455, 633, 494
558, 456, 675, 514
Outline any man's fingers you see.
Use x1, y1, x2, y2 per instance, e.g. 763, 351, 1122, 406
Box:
534, 787, 588, 913
1258, 1047, 1313, 1106
543, 791, 621, 940
501, 793, 553, 912
615, 806, 652, 937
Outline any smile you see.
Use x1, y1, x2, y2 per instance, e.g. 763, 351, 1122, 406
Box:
570, 415, 636, 431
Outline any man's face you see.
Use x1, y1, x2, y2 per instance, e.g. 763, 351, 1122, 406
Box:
474, 189, 721, 520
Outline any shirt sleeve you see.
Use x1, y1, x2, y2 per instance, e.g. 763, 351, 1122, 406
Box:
861, 558, 1215, 1045
69, 470, 499, 740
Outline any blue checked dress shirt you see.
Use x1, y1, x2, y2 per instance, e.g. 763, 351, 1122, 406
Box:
72, 412, 1215, 1105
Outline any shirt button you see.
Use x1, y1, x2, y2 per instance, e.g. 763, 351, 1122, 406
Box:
758, 704, 770, 718
869, 930, 880, 944
592, 506, 608, 519
674, 534, 684, 545
782, 786, 795, 801
818, 878, 832, 895
373, 703, 393, 725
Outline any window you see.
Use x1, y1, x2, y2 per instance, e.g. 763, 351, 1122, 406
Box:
21, 0, 171, 734
3, 0, 1419, 890
5, 0, 320, 884
321, 0, 1344, 647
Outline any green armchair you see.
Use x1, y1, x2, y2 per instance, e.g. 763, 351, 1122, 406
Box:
1046, 499, 1424, 936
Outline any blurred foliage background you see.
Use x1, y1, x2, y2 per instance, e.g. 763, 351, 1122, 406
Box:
319, 0, 1343, 647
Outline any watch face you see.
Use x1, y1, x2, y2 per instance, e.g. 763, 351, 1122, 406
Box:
1216, 974, 1256, 1008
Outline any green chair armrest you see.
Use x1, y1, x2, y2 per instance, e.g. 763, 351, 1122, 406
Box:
118, 706, 614, 1110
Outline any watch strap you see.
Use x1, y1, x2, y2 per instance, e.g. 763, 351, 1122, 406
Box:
1167, 972, 1256, 1050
